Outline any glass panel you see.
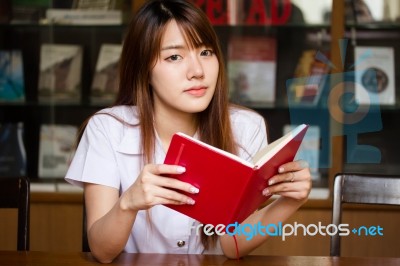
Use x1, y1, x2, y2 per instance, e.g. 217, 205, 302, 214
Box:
382, 0, 400, 22
344, 0, 400, 25
342, 0, 400, 176
291, 0, 332, 25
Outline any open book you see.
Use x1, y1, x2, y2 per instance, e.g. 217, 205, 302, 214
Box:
163, 124, 309, 226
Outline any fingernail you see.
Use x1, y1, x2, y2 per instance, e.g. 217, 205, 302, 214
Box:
187, 198, 195, 205
262, 189, 271, 196
268, 179, 274, 186
177, 166, 186, 173
190, 187, 199, 194
278, 167, 284, 173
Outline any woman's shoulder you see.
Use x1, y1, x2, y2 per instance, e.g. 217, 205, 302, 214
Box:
84, 106, 141, 149
229, 105, 265, 126
85, 106, 140, 142
229, 105, 268, 159
90, 105, 140, 126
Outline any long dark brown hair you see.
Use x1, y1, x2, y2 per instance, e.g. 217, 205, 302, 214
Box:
79, 0, 238, 250
117, 0, 236, 161
117, 0, 237, 249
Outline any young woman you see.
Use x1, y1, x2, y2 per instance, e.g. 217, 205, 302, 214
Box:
65, 0, 311, 263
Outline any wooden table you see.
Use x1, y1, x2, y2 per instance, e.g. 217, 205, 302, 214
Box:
1, 251, 400, 265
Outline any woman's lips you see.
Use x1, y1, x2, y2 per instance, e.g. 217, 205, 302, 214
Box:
185, 87, 207, 97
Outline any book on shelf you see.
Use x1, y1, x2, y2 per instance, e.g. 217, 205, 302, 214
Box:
38, 124, 78, 179
10, 0, 48, 23
91, 44, 122, 104
73, 0, 118, 9
0, 0, 12, 23
45, 8, 122, 25
228, 36, 277, 105
355, 46, 395, 106
163, 124, 309, 226
287, 50, 330, 106
0, 122, 26, 177
283, 124, 320, 180
0, 50, 25, 102
38, 44, 82, 104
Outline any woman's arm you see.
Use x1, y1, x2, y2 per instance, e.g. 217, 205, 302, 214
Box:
220, 160, 312, 258
84, 183, 136, 264
85, 164, 200, 263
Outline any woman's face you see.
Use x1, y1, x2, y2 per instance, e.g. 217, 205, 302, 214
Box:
150, 20, 219, 116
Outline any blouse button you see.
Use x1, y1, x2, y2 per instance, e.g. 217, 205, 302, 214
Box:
177, 240, 185, 247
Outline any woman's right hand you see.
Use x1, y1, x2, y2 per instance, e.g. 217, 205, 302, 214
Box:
120, 164, 199, 212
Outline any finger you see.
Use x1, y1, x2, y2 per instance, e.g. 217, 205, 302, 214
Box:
278, 160, 309, 173
269, 167, 312, 186
268, 171, 296, 186
150, 185, 196, 205
144, 164, 200, 194
265, 181, 296, 195
145, 163, 186, 175
262, 183, 296, 197
143, 195, 194, 207
156, 175, 200, 194
265, 176, 312, 196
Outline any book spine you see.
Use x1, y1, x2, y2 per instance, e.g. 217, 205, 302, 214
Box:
228, 169, 258, 225
0, 50, 25, 102
0, 122, 26, 177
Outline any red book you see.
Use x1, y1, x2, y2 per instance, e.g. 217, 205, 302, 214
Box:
163, 124, 309, 226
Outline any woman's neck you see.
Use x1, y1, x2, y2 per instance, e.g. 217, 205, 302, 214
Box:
154, 111, 198, 152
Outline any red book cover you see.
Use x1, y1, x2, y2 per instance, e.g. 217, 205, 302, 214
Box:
163, 124, 308, 226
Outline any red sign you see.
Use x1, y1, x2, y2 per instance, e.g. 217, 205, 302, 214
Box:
193, 0, 293, 25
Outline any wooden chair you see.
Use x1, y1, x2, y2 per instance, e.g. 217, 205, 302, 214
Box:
82, 202, 90, 252
0, 176, 30, 250
330, 173, 400, 256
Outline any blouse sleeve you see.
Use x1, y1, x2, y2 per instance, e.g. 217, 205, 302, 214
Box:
65, 115, 120, 189
231, 109, 268, 162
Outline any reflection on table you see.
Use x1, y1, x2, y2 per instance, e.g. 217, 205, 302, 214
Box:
1, 251, 400, 266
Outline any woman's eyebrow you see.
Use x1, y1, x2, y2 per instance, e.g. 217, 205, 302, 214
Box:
160, 44, 185, 51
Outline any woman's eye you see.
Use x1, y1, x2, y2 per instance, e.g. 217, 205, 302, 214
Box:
201, 49, 214, 56
167, 55, 182, 61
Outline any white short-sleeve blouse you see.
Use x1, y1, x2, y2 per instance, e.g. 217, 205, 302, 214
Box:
65, 105, 268, 254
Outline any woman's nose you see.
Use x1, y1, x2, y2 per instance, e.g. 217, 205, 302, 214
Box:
187, 54, 204, 79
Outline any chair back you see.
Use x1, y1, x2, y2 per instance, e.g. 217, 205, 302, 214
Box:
330, 173, 400, 256
0, 176, 30, 250
82, 202, 90, 252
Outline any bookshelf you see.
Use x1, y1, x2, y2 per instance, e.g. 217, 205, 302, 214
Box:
1, 0, 400, 194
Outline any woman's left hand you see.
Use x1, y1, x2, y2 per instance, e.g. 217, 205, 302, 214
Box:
263, 160, 312, 202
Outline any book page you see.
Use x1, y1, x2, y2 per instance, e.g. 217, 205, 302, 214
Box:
176, 132, 253, 168
251, 124, 307, 167
91, 44, 122, 104
38, 124, 78, 178
38, 44, 82, 103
